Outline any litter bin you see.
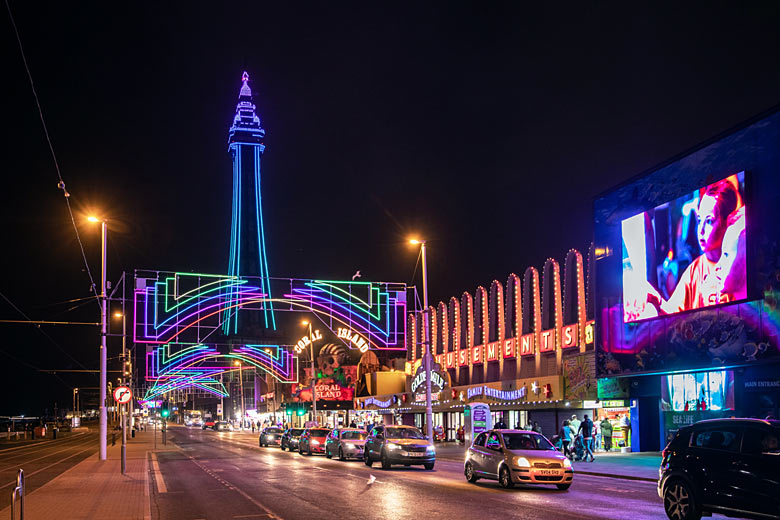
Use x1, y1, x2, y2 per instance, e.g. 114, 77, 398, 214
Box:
53, 427, 58, 439
131, 429, 135, 438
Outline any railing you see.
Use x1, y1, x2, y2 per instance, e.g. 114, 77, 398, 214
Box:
11, 469, 24, 519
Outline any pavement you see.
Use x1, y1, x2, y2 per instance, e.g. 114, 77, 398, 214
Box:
433, 442, 661, 482
0, 429, 157, 520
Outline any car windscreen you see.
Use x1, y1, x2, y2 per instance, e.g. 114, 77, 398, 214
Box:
341, 431, 367, 440
310, 429, 331, 436
502, 432, 555, 451
290, 429, 304, 436
266, 428, 283, 433
386, 427, 425, 439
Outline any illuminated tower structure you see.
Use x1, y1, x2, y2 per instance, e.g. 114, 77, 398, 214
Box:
223, 72, 276, 334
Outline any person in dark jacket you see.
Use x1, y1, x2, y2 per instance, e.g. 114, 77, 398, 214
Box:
599, 417, 613, 452
577, 414, 595, 461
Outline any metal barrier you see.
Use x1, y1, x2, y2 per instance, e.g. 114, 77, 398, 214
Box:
11, 469, 24, 520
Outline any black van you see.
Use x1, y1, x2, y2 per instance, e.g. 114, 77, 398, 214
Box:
658, 418, 779, 520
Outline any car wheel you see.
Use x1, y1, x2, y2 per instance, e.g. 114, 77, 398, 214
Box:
325, 447, 332, 459
299, 445, 304, 455
380, 449, 391, 470
307, 446, 312, 456
423, 462, 434, 470
663, 479, 701, 520
339, 447, 346, 461
465, 462, 478, 483
499, 466, 514, 489
364, 449, 373, 467
556, 483, 571, 491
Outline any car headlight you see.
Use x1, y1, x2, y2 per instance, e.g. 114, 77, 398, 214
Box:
426, 445, 436, 453
345, 443, 355, 449
563, 458, 572, 468
514, 456, 530, 468
311, 439, 320, 445
387, 442, 401, 450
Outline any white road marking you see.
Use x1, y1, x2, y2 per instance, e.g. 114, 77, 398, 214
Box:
150, 452, 168, 493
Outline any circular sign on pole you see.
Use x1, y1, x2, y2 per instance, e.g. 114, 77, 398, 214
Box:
113, 386, 132, 404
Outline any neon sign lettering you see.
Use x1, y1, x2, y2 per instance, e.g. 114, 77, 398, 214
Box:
336, 327, 369, 353
467, 385, 527, 400
411, 370, 445, 394
294, 329, 322, 354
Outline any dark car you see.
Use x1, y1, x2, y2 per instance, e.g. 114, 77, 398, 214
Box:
259, 426, 284, 447
298, 428, 331, 455
363, 425, 435, 470
658, 418, 780, 520
281, 428, 304, 451
214, 421, 233, 432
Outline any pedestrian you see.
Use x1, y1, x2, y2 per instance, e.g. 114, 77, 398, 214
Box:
569, 414, 581, 435
577, 414, 595, 462
524, 419, 533, 431
599, 417, 613, 452
251, 422, 256, 433
593, 420, 601, 452
560, 420, 573, 459
350, 420, 357, 428
533, 421, 542, 435
600, 417, 613, 452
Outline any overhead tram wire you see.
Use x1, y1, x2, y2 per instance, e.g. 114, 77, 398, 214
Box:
4, 0, 100, 311
0, 290, 94, 373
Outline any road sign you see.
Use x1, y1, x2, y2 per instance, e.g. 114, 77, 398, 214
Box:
113, 386, 132, 404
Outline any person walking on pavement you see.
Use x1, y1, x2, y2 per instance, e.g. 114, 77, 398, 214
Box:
600, 417, 613, 452
569, 414, 581, 436
577, 414, 595, 462
560, 420, 574, 459
532, 421, 542, 435
620, 414, 631, 448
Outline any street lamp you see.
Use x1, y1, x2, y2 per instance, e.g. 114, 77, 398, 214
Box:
301, 320, 317, 425
234, 360, 244, 428
88, 215, 108, 461
409, 238, 434, 443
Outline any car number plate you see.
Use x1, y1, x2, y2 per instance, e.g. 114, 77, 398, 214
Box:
535, 469, 562, 476
408, 452, 425, 457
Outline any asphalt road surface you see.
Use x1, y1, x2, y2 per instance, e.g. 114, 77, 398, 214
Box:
0, 431, 99, 510
150, 426, 692, 520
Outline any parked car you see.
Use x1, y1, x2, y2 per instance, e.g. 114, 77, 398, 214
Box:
464, 429, 572, 489
281, 428, 304, 451
325, 428, 368, 460
658, 418, 780, 520
298, 428, 331, 455
364, 425, 435, 470
259, 427, 284, 447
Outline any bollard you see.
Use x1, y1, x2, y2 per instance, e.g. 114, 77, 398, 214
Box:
11, 469, 24, 520
112, 432, 116, 446
131, 428, 135, 438
52, 428, 58, 440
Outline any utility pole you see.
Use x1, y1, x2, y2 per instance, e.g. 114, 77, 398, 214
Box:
99, 219, 108, 460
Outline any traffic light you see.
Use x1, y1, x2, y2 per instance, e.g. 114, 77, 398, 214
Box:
283, 402, 309, 416
161, 400, 170, 418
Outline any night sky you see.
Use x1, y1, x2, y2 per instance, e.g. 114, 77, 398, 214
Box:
2, 3, 779, 415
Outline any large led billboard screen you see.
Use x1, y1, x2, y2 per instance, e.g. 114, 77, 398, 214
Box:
622, 172, 746, 323
594, 108, 780, 376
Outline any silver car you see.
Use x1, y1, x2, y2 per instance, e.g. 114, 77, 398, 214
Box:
325, 428, 368, 460
464, 429, 573, 490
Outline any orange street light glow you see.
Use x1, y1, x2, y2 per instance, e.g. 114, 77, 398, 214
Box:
87, 216, 100, 223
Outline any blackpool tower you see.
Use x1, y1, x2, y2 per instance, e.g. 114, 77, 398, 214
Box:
223, 72, 276, 334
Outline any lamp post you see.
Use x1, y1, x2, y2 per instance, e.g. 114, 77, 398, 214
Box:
234, 361, 244, 428
88, 215, 108, 461
410, 238, 433, 443
301, 320, 317, 425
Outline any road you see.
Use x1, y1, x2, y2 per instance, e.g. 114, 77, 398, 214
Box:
0, 431, 99, 510
151, 426, 675, 520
